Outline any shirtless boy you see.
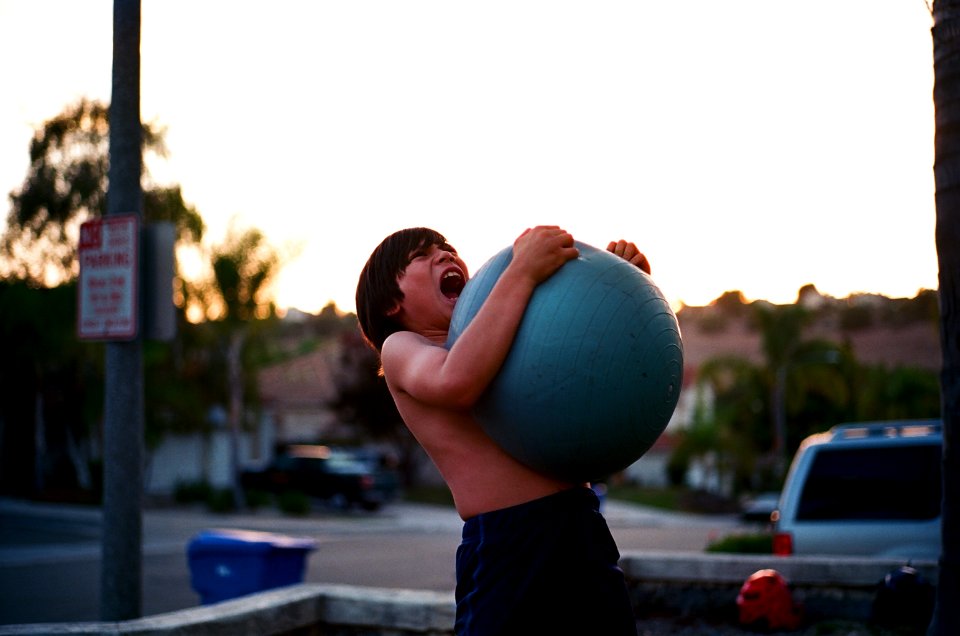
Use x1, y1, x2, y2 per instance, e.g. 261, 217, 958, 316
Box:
356, 226, 648, 635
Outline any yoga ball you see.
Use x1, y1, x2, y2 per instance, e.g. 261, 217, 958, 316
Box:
446, 241, 683, 482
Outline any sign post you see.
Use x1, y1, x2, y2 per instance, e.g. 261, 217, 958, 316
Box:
101, 0, 144, 621
78, 215, 139, 341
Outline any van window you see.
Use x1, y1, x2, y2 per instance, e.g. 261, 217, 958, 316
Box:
797, 445, 942, 521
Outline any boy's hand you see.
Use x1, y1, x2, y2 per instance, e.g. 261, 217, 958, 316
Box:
607, 240, 651, 275
512, 226, 579, 284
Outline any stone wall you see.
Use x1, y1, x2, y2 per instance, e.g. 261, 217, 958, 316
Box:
622, 551, 938, 624
0, 552, 938, 636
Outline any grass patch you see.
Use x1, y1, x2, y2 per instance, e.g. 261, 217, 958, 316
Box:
706, 532, 773, 554
605, 485, 740, 514
402, 485, 455, 507
606, 484, 683, 510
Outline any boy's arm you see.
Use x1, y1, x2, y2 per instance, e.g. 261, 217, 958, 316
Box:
382, 226, 578, 410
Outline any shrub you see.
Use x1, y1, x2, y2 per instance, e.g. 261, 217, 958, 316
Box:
244, 489, 273, 510
174, 480, 212, 504
278, 491, 311, 516
205, 488, 238, 513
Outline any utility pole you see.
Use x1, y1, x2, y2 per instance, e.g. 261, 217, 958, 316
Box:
931, 2, 960, 633
100, 0, 144, 621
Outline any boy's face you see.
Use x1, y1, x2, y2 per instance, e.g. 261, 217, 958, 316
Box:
390, 242, 468, 336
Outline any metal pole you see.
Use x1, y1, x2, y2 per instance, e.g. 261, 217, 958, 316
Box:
101, 0, 143, 621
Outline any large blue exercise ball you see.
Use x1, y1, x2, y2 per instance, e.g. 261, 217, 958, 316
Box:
446, 241, 683, 483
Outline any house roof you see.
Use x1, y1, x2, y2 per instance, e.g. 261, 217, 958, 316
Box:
258, 346, 338, 406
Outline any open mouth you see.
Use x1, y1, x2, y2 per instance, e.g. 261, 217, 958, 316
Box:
440, 269, 465, 300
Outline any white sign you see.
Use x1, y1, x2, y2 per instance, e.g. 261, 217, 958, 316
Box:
78, 215, 138, 340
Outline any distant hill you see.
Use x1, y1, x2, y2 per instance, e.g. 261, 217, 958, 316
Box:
676, 287, 941, 372
677, 319, 940, 371
275, 287, 942, 373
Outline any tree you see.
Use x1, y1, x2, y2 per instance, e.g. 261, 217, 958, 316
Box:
752, 303, 812, 475
2, 98, 203, 285
852, 365, 941, 423
0, 281, 103, 497
0, 99, 208, 500
205, 224, 281, 507
929, 3, 960, 633
688, 300, 866, 495
684, 356, 768, 493
777, 339, 852, 446
330, 329, 421, 487
713, 290, 749, 318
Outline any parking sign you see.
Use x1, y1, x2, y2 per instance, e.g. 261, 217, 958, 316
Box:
78, 215, 138, 340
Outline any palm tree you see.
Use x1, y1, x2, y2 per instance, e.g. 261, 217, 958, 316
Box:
930, 2, 959, 633
209, 226, 280, 507
693, 356, 769, 492
753, 303, 811, 476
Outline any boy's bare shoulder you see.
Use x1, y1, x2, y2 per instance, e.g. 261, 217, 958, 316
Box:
381, 330, 443, 370
382, 329, 434, 351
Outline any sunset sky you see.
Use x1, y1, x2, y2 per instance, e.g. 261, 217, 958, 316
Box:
0, 1, 939, 315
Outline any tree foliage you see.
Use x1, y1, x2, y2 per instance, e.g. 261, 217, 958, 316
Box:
202, 224, 283, 507
0, 99, 297, 503
329, 330, 418, 485
676, 299, 940, 495
0, 281, 103, 496
142, 318, 226, 449
209, 225, 280, 323
2, 98, 203, 285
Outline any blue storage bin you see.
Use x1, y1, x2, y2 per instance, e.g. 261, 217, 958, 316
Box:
187, 528, 317, 605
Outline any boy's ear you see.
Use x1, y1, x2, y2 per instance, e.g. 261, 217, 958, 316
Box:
386, 302, 401, 317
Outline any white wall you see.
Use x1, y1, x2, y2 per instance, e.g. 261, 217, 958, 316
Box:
145, 420, 274, 495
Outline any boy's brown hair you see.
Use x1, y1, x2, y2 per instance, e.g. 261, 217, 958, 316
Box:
356, 227, 451, 352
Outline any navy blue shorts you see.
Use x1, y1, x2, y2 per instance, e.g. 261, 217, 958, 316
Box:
455, 487, 637, 636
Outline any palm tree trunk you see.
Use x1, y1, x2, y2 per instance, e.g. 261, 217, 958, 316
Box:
227, 328, 247, 509
34, 390, 45, 493
772, 363, 788, 477
930, 3, 960, 633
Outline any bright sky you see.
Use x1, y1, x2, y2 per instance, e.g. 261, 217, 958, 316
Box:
0, 1, 939, 315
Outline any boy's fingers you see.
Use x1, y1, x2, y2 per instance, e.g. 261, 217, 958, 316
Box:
632, 253, 651, 274
607, 240, 651, 274
607, 239, 635, 257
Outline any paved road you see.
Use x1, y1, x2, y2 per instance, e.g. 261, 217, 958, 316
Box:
0, 497, 742, 626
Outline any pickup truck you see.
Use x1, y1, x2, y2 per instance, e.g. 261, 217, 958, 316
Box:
240, 444, 399, 511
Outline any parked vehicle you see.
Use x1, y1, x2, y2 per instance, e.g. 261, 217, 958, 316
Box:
240, 444, 400, 511
740, 491, 780, 523
772, 420, 942, 560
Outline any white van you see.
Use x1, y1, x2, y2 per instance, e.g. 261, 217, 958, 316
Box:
772, 420, 942, 560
